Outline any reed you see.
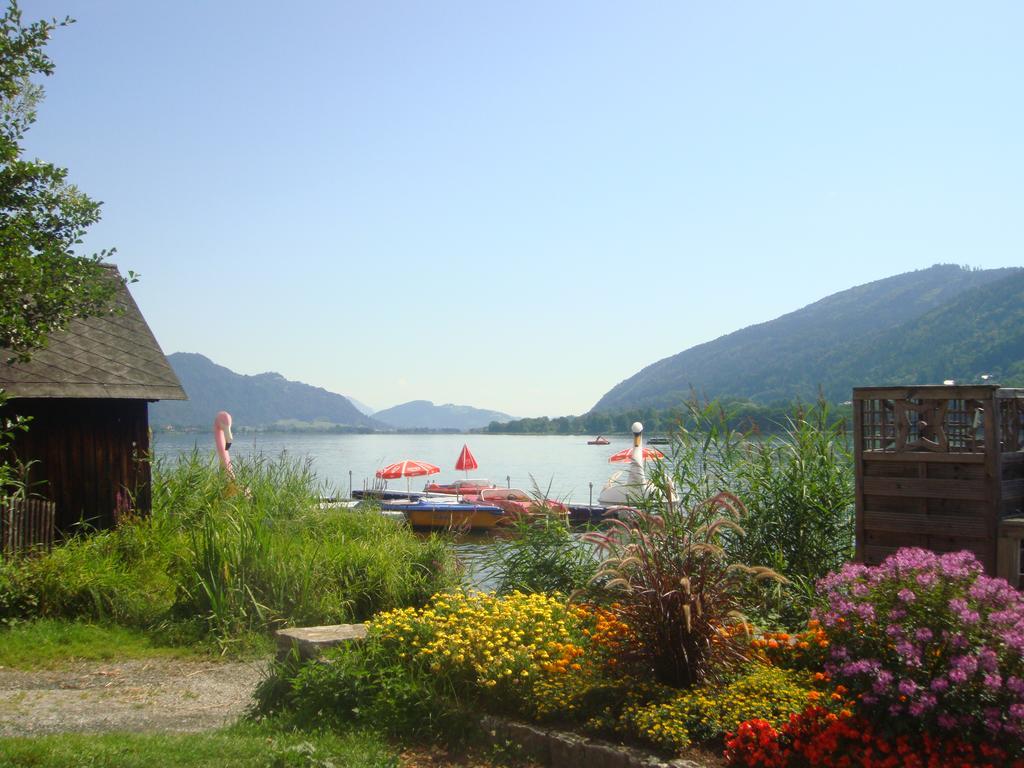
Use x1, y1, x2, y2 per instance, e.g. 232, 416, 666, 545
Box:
652, 397, 854, 627
0, 451, 458, 647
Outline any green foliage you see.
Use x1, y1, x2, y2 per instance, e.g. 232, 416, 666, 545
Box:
0, 1, 123, 362
0, 723, 398, 768
657, 399, 854, 628
262, 641, 473, 744
0, 452, 458, 647
477, 514, 598, 596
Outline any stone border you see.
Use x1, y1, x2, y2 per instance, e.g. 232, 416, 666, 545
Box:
481, 716, 710, 768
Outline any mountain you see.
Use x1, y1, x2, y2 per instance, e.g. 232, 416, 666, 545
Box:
373, 400, 513, 430
344, 396, 376, 416
592, 264, 1023, 412
150, 353, 385, 430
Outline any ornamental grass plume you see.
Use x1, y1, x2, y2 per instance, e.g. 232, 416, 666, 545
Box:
581, 491, 785, 688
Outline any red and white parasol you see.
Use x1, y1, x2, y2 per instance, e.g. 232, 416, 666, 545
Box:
454, 444, 478, 478
376, 460, 441, 495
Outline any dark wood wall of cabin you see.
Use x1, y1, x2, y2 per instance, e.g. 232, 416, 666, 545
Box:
1, 398, 151, 535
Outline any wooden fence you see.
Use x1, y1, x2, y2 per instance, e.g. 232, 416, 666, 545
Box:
853, 385, 1024, 579
1, 497, 56, 556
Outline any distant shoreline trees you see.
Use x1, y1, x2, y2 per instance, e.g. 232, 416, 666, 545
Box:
482, 397, 853, 436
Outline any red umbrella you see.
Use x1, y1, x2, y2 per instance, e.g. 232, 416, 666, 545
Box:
608, 447, 665, 463
376, 460, 441, 495
455, 444, 478, 478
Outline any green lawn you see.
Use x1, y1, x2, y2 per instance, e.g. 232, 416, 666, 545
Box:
0, 621, 241, 670
0, 724, 398, 768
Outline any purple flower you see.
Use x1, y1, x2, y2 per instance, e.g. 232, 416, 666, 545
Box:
898, 678, 918, 696
978, 647, 999, 673
897, 588, 916, 603
930, 677, 950, 693
983, 673, 1002, 690
914, 627, 933, 643
937, 713, 957, 730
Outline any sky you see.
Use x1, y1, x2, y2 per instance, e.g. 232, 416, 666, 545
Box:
21, 1, 1024, 417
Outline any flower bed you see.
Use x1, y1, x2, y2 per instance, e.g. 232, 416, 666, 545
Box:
259, 547, 1024, 767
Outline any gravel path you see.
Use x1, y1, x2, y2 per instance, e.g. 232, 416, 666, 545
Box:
0, 658, 267, 736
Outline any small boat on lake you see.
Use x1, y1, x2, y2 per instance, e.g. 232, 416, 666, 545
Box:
473, 487, 570, 520
383, 498, 509, 530
587, 436, 610, 445
423, 478, 497, 496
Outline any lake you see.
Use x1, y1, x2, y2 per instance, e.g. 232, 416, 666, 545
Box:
153, 431, 632, 505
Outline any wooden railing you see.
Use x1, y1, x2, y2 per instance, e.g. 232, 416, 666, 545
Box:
1, 497, 56, 556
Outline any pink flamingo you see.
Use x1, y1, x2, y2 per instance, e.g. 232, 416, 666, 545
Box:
213, 410, 235, 478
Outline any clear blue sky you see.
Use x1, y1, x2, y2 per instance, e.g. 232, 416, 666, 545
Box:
23, 1, 1024, 417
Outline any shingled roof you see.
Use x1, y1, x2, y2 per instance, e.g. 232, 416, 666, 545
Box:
0, 265, 187, 401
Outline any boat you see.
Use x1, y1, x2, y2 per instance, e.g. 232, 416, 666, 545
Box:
475, 488, 570, 519
587, 436, 610, 445
647, 436, 670, 445
598, 421, 675, 505
423, 478, 497, 496
382, 498, 509, 530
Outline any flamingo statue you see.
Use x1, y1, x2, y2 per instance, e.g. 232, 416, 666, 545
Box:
213, 410, 235, 478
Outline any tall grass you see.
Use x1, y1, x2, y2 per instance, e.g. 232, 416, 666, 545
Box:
650, 398, 854, 627
0, 450, 458, 647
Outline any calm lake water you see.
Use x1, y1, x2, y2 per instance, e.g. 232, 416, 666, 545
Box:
153, 431, 631, 505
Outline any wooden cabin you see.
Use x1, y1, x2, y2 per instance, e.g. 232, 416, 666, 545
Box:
0, 267, 187, 537
853, 385, 1024, 585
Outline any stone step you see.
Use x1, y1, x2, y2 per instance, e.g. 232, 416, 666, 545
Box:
275, 623, 367, 661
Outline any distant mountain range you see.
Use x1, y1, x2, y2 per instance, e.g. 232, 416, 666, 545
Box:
151, 353, 384, 430
593, 264, 1024, 413
373, 400, 513, 431
150, 353, 512, 431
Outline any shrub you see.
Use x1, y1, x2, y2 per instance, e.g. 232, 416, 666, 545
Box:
726, 706, 1024, 768
816, 547, 1024, 750
477, 513, 598, 596
368, 590, 590, 717
583, 491, 779, 688
657, 399, 854, 628
626, 666, 816, 754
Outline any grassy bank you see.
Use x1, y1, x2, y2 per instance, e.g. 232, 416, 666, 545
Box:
0, 451, 459, 650
0, 724, 397, 768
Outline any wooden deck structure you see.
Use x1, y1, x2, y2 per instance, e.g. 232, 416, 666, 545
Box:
853, 385, 1024, 583
0, 266, 187, 536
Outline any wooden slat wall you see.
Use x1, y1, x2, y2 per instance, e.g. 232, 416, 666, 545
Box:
1, 497, 56, 554
854, 386, 1024, 577
1, 398, 152, 535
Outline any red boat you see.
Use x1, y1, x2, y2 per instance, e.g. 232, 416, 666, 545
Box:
587, 436, 610, 445
476, 488, 569, 520
423, 478, 497, 496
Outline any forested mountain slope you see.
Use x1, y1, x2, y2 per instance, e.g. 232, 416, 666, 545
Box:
592, 265, 1021, 412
